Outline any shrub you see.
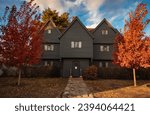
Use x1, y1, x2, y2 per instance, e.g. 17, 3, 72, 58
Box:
137, 68, 150, 80
97, 67, 132, 79
21, 65, 61, 77
83, 65, 98, 80
97, 67, 150, 80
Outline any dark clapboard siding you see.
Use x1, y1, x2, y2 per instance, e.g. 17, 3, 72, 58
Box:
39, 17, 120, 77
60, 17, 93, 58
59, 17, 93, 77
92, 18, 119, 68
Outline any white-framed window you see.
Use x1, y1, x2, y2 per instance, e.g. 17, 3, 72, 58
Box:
74, 42, 78, 48
48, 29, 51, 34
102, 29, 108, 35
71, 41, 82, 48
44, 61, 48, 66
99, 62, 103, 67
100, 46, 104, 51
44, 45, 47, 51
44, 61, 53, 66
71, 41, 74, 48
102, 30, 105, 35
44, 44, 54, 51
78, 41, 82, 48
100, 45, 110, 52
105, 62, 109, 68
106, 30, 108, 35
106, 46, 109, 51
50, 61, 53, 66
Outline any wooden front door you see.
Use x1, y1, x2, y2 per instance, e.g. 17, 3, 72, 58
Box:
72, 61, 80, 77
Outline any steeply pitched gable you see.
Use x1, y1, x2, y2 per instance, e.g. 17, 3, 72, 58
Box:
92, 18, 119, 44
59, 16, 93, 58
59, 16, 94, 39
45, 19, 56, 30
93, 18, 119, 34
44, 19, 61, 43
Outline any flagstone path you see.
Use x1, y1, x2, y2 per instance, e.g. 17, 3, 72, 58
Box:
62, 77, 93, 98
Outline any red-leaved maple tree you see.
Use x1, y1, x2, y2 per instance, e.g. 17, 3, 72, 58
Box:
114, 3, 150, 86
0, 0, 47, 85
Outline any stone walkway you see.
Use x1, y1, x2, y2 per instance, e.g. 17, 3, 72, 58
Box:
62, 77, 93, 98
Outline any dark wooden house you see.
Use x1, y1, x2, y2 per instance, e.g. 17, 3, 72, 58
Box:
41, 17, 119, 77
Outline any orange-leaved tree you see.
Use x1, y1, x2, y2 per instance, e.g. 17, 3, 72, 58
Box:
0, 0, 47, 85
113, 3, 150, 86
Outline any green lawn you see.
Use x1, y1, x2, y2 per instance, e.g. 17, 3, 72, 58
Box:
0, 77, 68, 98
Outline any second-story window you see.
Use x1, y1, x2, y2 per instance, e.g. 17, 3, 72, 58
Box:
100, 45, 109, 52
102, 29, 108, 35
71, 41, 82, 48
71, 42, 74, 48
44, 44, 54, 51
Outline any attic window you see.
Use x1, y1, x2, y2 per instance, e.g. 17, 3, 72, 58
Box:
48, 30, 51, 34
102, 29, 108, 35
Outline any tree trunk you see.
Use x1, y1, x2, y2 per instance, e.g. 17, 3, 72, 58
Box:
133, 68, 137, 86
17, 69, 21, 86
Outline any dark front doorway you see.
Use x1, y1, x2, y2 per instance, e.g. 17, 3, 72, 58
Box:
72, 61, 80, 77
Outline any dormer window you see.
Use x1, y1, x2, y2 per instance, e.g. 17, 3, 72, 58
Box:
102, 29, 108, 35
48, 29, 51, 34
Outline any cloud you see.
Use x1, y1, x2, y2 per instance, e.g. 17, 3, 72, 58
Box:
27, 0, 105, 28
86, 23, 98, 28
26, 0, 148, 33
85, 0, 140, 28
61, 0, 105, 24
85, 0, 105, 27
26, 0, 65, 14
109, 15, 120, 23
62, 0, 106, 28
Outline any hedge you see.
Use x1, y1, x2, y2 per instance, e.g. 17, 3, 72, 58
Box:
97, 67, 150, 80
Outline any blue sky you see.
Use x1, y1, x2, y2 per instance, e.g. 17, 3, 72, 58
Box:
0, 0, 150, 35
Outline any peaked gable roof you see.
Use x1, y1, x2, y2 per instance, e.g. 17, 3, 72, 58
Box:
43, 19, 61, 43
59, 16, 94, 39
44, 19, 61, 34
93, 18, 119, 34
45, 19, 56, 29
